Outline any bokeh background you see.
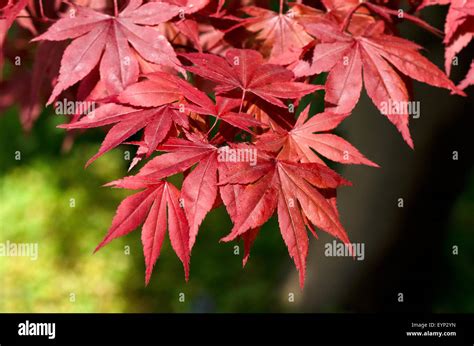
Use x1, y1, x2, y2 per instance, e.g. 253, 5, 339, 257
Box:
0, 3, 473, 313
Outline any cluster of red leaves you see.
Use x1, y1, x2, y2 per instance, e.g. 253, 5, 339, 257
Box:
1, 0, 471, 288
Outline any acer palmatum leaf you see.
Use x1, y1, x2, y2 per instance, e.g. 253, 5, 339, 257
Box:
219, 150, 352, 288
60, 103, 183, 166
33, 0, 183, 104
419, 0, 474, 78
295, 20, 461, 147
95, 181, 190, 285
108, 137, 219, 250
175, 77, 264, 132
218, 160, 261, 267
180, 48, 323, 108
59, 72, 191, 165
258, 106, 378, 166
241, 6, 313, 65
0, 0, 28, 73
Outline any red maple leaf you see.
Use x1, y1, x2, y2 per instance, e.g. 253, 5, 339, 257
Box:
257, 106, 378, 166
241, 5, 313, 65
318, 0, 442, 35
294, 20, 461, 147
175, 77, 264, 132
180, 48, 323, 108
108, 135, 220, 250
219, 148, 352, 288
419, 0, 474, 86
60, 72, 188, 166
33, 0, 183, 104
0, 0, 28, 72
218, 160, 260, 267
94, 180, 190, 285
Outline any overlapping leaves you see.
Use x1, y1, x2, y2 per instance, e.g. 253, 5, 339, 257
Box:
0, 0, 468, 288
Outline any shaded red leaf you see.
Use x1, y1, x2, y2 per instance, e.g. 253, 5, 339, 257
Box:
33, 0, 182, 104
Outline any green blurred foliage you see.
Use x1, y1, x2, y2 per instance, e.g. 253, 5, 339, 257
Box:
0, 108, 132, 312
0, 108, 292, 312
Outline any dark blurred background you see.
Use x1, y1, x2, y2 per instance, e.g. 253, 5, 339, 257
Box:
0, 3, 472, 313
